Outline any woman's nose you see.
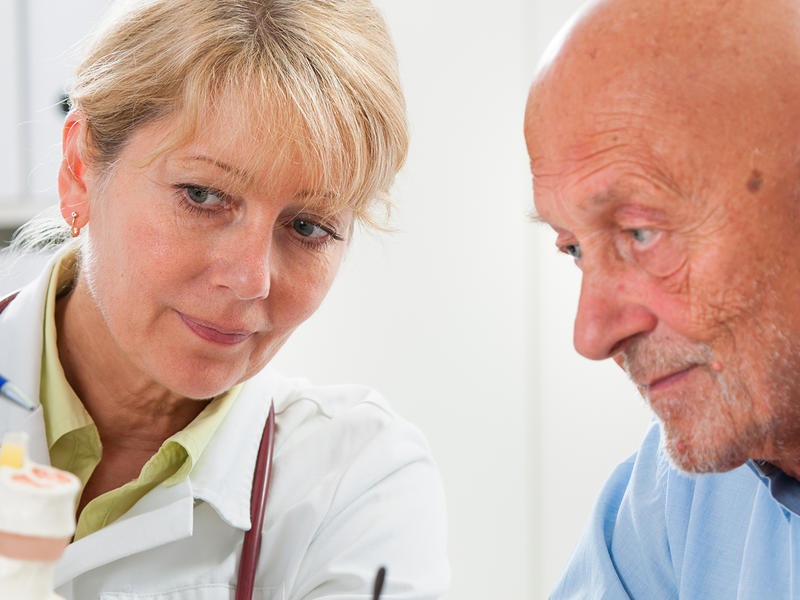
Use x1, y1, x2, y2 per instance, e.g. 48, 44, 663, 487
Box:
214, 234, 272, 301
572, 265, 657, 360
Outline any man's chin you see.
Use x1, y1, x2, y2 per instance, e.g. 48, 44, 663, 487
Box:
661, 428, 748, 475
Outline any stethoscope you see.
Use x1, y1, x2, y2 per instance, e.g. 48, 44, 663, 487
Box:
236, 401, 276, 600
233, 401, 386, 600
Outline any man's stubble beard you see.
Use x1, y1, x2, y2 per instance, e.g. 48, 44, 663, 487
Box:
622, 322, 800, 475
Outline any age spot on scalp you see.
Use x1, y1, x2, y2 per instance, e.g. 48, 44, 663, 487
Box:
747, 169, 763, 193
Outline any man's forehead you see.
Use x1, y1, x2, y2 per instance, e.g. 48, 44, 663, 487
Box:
525, 70, 758, 228
525, 0, 800, 146
529, 113, 686, 194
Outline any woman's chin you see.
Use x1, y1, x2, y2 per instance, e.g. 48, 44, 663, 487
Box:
157, 367, 243, 401
140, 348, 252, 398
176, 380, 239, 401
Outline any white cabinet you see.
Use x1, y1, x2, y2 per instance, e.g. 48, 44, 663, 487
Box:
0, 1, 22, 210
0, 0, 111, 228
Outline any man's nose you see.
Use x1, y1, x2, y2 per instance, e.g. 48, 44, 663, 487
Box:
573, 265, 657, 360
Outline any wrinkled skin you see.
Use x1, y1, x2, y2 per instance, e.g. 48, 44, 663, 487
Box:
525, 0, 800, 476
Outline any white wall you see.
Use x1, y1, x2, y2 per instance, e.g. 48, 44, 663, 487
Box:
0, 2, 654, 598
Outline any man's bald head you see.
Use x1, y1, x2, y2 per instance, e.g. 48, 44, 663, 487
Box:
525, 0, 800, 475
527, 0, 800, 186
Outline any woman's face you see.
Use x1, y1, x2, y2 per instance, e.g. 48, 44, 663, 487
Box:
64, 111, 352, 399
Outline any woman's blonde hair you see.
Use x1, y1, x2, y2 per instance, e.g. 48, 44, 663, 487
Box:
16, 0, 407, 250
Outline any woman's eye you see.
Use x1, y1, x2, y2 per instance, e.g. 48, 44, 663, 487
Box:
628, 228, 657, 245
560, 243, 582, 259
185, 186, 224, 207
292, 218, 329, 239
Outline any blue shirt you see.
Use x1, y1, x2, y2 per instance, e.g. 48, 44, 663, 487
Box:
551, 421, 800, 599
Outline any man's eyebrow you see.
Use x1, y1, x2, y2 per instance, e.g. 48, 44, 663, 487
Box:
529, 188, 618, 227
528, 209, 549, 225
593, 189, 619, 204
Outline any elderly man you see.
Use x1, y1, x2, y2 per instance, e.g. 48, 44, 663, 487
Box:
526, 0, 800, 597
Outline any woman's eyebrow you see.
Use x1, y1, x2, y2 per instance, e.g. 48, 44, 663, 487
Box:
179, 154, 252, 184
294, 190, 336, 204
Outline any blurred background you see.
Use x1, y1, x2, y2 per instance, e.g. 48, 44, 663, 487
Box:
0, 1, 651, 597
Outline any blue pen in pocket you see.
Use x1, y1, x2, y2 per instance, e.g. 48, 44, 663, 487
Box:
0, 374, 35, 411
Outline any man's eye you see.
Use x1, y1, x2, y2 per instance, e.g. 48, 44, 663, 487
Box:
185, 186, 224, 206
292, 218, 329, 239
628, 228, 657, 245
560, 243, 582, 259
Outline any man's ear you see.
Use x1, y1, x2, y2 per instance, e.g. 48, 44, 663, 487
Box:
57, 113, 91, 232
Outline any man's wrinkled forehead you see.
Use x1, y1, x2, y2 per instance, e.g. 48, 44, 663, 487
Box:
526, 0, 800, 212
527, 83, 686, 191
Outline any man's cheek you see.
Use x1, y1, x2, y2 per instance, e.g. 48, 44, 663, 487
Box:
688, 282, 760, 339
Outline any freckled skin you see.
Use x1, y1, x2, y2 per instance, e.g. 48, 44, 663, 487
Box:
526, 0, 800, 475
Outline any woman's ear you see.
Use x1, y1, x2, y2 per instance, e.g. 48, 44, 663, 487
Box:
58, 113, 91, 233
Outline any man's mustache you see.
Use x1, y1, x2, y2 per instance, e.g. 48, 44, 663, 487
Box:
622, 337, 714, 390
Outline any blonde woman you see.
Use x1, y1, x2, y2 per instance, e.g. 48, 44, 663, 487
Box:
0, 1, 448, 598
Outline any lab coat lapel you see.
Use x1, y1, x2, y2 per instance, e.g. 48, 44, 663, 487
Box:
0, 253, 54, 465
54, 479, 194, 586
189, 367, 278, 530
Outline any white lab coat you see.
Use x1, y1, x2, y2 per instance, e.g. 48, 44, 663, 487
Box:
0, 254, 450, 599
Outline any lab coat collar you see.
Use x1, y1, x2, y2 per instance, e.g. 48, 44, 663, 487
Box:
55, 479, 195, 586
0, 250, 60, 465
189, 366, 277, 531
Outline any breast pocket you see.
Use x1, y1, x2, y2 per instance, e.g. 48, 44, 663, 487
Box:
100, 585, 284, 600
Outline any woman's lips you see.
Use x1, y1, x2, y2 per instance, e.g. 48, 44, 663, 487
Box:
178, 313, 254, 346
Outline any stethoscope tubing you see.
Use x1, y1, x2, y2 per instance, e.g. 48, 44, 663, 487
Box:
236, 400, 276, 600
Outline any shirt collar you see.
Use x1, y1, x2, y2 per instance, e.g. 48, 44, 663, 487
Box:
40, 246, 92, 447
163, 386, 241, 485
747, 459, 800, 518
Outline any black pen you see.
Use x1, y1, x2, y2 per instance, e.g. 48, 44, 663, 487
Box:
372, 566, 386, 600
0, 374, 34, 411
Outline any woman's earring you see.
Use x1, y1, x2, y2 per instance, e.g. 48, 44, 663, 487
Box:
70, 211, 81, 237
